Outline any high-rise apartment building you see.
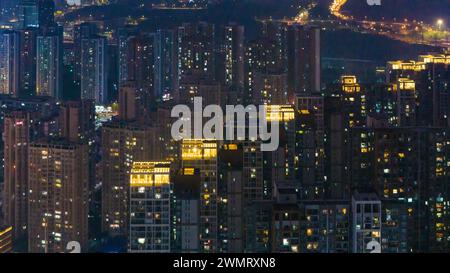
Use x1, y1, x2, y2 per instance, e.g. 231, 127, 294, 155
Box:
287, 25, 321, 97
351, 192, 382, 253
217, 141, 264, 252
36, 26, 63, 99
340, 75, 366, 128
171, 168, 201, 253
154, 29, 177, 99
217, 24, 244, 94
58, 100, 95, 142
129, 162, 171, 252
386, 54, 450, 128
301, 201, 350, 253
74, 22, 98, 88
19, 0, 54, 29
349, 127, 450, 252
295, 94, 325, 199
0, 30, 20, 96
28, 140, 89, 253
271, 202, 301, 253
132, 34, 156, 98
80, 36, 108, 104
264, 105, 296, 185
117, 26, 135, 86
3, 110, 38, 240
394, 78, 417, 126
181, 139, 218, 252
36, 0, 54, 28
177, 22, 215, 83
19, 28, 37, 98
101, 121, 162, 236
19, 0, 39, 28
259, 21, 288, 74
252, 72, 288, 105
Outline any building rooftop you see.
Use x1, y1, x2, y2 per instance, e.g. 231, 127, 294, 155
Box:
352, 192, 380, 202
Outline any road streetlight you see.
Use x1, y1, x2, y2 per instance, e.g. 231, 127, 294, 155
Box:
436, 19, 444, 31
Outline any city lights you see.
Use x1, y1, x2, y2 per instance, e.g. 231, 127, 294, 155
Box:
0, 0, 448, 258
436, 19, 444, 30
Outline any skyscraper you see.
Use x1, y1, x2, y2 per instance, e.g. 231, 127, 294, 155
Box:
178, 79, 222, 105
28, 141, 89, 253
19, 28, 37, 98
351, 192, 381, 253
245, 21, 287, 104
295, 94, 325, 199
252, 72, 288, 105
394, 78, 416, 126
37, 0, 54, 28
58, 100, 95, 142
132, 34, 155, 99
301, 201, 350, 253
324, 96, 352, 199
0, 30, 20, 96
217, 141, 264, 252
118, 83, 139, 121
217, 24, 244, 94
74, 22, 98, 88
259, 21, 288, 74
265, 105, 296, 184
154, 29, 176, 99
80, 36, 108, 104
19, 0, 54, 29
177, 22, 215, 82
129, 162, 171, 253
171, 168, 201, 252
117, 26, 135, 87
101, 121, 163, 236
271, 192, 301, 253
3, 110, 40, 240
340, 75, 366, 128
181, 139, 218, 252
36, 26, 63, 99
349, 127, 450, 252
19, 0, 39, 28
118, 32, 156, 105
386, 53, 450, 128
287, 25, 321, 97
218, 144, 245, 252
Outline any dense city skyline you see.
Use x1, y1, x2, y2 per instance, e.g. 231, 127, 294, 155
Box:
0, 0, 449, 255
